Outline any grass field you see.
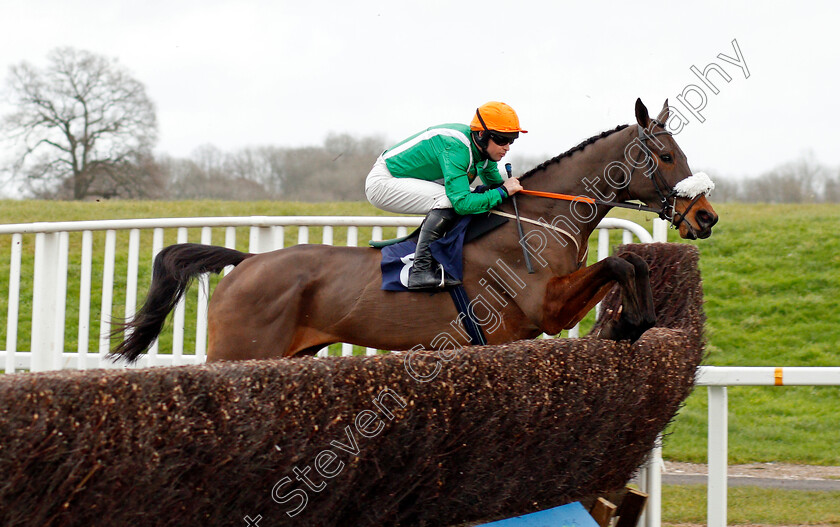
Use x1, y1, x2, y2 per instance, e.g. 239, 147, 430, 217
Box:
658, 203, 840, 465
0, 200, 838, 465
662, 485, 840, 525
560, 203, 840, 465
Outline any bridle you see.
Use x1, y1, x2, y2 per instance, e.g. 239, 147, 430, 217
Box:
517, 119, 706, 232
631, 119, 705, 232
507, 119, 712, 267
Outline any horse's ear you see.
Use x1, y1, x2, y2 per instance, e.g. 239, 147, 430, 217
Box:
656, 99, 670, 123
635, 98, 650, 128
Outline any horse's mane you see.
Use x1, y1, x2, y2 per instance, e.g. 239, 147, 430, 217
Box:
519, 124, 630, 180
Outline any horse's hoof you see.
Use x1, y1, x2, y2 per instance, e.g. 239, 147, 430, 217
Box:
599, 316, 653, 343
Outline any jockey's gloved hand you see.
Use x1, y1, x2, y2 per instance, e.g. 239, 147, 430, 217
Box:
471, 183, 504, 194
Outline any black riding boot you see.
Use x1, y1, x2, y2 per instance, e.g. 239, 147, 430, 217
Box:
408, 208, 462, 290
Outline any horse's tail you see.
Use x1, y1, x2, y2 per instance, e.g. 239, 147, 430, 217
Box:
109, 243, 254, 363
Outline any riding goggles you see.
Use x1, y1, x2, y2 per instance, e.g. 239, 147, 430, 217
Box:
489, 132, 516, 146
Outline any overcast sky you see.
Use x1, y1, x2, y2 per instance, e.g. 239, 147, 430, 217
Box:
2, 0, 839, 180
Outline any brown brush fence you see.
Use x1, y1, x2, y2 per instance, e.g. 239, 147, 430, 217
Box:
0, 242, 704, 527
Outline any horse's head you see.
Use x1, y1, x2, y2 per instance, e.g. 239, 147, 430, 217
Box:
625, 99, 719, 239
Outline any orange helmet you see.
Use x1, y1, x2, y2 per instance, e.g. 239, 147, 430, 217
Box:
470, 101, 528, 135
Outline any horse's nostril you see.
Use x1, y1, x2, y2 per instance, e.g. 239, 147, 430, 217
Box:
697, 210, 718, 229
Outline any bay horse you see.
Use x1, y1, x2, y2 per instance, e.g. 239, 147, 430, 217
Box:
111, 99, 718, 363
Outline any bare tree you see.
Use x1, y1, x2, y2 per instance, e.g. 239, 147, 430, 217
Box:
155, 134, 385, 201
2, 47, 157, 199
276, 133, 386, 201
740, 153, 824, 203
161, 145, 273, 200
824, 169, 840, 203
226, 147, 278, 194
703, 171, 741, 202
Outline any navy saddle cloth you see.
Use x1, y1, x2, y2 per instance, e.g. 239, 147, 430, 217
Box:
379, 212, 507, 292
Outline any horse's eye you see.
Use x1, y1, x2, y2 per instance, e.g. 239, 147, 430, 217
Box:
659, 153, 673, 163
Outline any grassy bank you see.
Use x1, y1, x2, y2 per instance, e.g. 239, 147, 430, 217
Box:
659, 203, 840, 465
0, 200, 838, 464
571, 203, 840, 464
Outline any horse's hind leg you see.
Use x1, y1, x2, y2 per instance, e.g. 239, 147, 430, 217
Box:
206, 268, 310, 361
540, 253, 654, 342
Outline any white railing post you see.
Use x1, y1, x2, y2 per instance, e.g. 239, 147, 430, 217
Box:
637, 467, 648, 526
54, 232, 69, 368
653, 218, 669, 242
78, 231, 93, 370
708, 385, 728, 527
272, 226, 285, 250
5, 233, 22, 373
644, 436, 663, 527
172, 228, 188, 364
98, 230, 117, 368
297, 226, 309, 245
249, 226, 274, 253
196, 227, 213, 360
147, 228, 165, 363
125, 229, 141, 323
31, 232, 68, 371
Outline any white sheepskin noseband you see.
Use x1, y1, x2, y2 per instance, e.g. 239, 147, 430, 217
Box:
673, 172, 715, 198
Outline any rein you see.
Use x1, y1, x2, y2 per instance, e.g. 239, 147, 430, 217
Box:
516, 119, 706, 230
501, 118, 713, 268
517, 189, 663, 215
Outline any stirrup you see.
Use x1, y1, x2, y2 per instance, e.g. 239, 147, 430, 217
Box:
407, 264, 461, 291
441, 264, 462, 288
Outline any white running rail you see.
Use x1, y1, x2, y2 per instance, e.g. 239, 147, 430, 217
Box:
695, 366, 840, 527
0, 215, 660, 373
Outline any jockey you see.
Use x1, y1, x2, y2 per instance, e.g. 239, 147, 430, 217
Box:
365, 101, 526, 290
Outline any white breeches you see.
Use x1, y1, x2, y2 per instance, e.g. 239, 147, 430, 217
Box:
365, 155, 453, 215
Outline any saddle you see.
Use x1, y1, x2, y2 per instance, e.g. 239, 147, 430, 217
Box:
369, 211, 508, 249
372, 212, 509, 346
372, 212, 507, 291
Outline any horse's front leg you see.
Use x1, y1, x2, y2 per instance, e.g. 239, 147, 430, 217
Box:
540, 252, 656, 342
596, 251, 657, 341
